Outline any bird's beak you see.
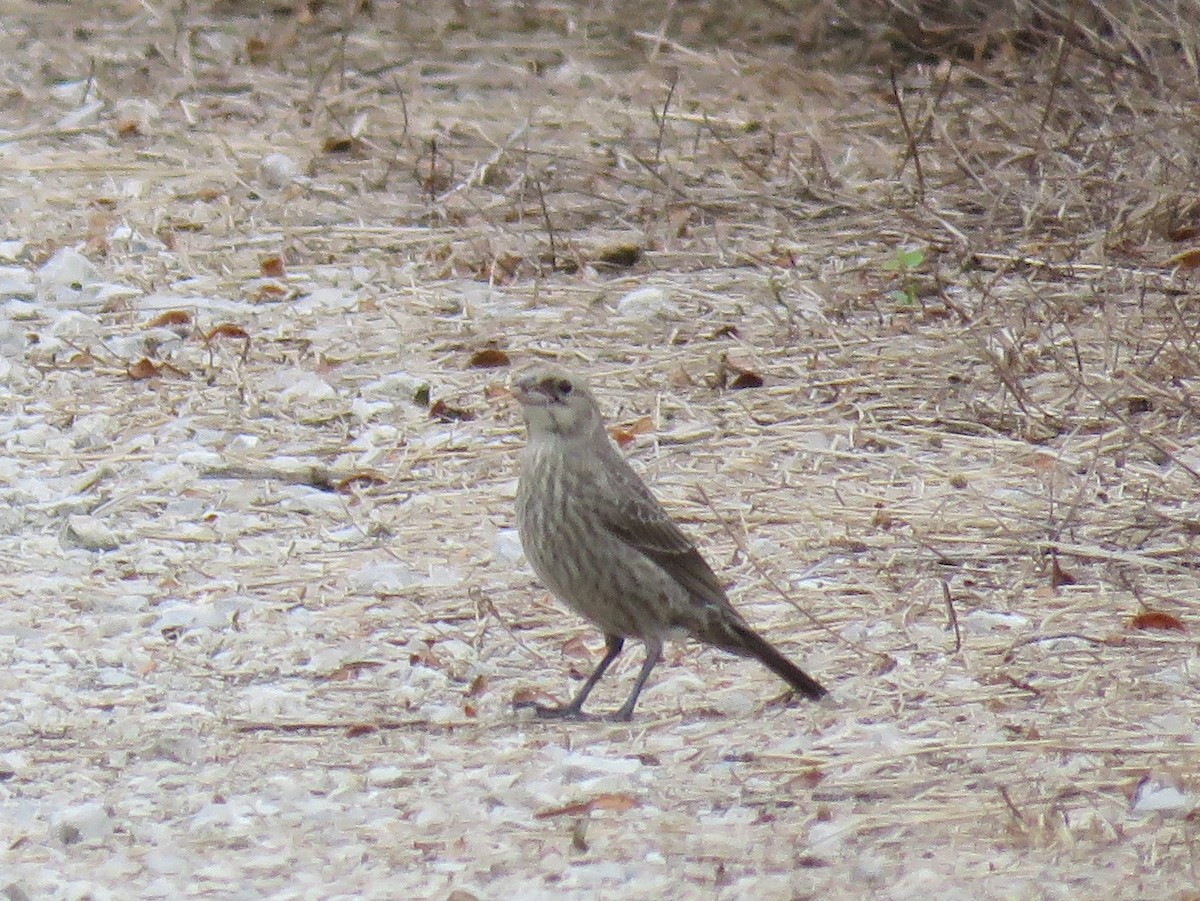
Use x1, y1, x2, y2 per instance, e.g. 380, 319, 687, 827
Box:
513, 375, 551, 406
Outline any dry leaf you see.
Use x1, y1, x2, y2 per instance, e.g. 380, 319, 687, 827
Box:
1129, 610, 1186, 632
323, 136, 353, 154
511, 686, 549, 707
595, 242, 642, 267
561, 634, 595, 660
1024, 452, 1058, 472
146, 310, 192, 328
1050, 557, 1077, 587
333, 472, 384, 494
430, 399, 475, 422
730, 370, 764, 389
484, 383, 513, 401
260, 255, 286, 278
720, 357, 764, 389
467, 348, 511, 369
255, 282, 291, 302
1166, 248, 1200, 269
535, 793, 638, 819
334, 471, 388, 492
610, 428, 635, 447
408, 644, 438, 667
128, 358, 161, 380
246, 36, 271, 64
325, 661, 385, 682
206, 323, 249, 341
667, 366, 694, 388
871, 507, 895, 529
610, 415, 654, 447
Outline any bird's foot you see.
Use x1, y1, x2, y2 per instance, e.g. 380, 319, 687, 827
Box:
514, 699, 591, 720
513, 700, 635, 722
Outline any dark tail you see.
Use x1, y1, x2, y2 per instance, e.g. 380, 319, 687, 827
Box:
725, 621, 828, 700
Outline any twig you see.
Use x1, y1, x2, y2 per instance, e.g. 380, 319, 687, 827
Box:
997, 785, 1026, 823
652, 68, 678, 166
469, 585, 545, 662
1034, 0, 1082, 158
694, 485, 883, 661
535, 178, 557, 273
703, 112, 769, 181
942, 581, 961, 653
888, 67, 925, 201
427, 137, 439, 204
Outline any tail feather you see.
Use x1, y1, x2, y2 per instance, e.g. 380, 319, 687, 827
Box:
724, 621, 827, 700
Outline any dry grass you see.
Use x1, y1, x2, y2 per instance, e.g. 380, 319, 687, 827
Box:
0, 0, 1197, 897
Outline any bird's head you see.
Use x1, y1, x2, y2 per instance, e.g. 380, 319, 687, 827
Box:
513, 368, 606, 442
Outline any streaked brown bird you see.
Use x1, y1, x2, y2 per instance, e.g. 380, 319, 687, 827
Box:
513, 368, 827, 721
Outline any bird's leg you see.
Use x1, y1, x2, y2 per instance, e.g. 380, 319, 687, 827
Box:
610, 639, 662, 722
520, 635, 625, 719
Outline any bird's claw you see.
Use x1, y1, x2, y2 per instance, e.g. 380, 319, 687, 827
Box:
513, 699, 634, 722
514, 699, 590, 720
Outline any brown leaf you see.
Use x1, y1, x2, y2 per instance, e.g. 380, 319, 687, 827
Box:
590, 793, 638, 812
246, 36, 271, 64
1166, 247, 1200, 269
334, 471, 388, 492
511, 686, 548, 707
730, 370, 764, 390
323, 135, 353, 154
260, 255, 286, 278
1024, 452, 1059, 472
128, 358, 161, 380
667, 366, 694, 388
206, 323, 250, 341
467, 348, 511, 369
484, 383, 513, 401
1050, 557, 1077, 587
872, 504, 894, 530
146, 310, 192, 328
561, 634, 596, 660
1126, 396, 1153, 415
594, 242, 642, 267
610, 428, 636, 447
610, 415, 655, 447
1129, 610, 1186, 632
255, 282, 292, 302
325, 661, 385, 682
720, 357, 764, 389
116, 117, 143, 138
869, 654, 898, 676
430, 399, 476, 422
535, 793, 638, 819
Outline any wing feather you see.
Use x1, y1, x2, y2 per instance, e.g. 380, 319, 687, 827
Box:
594, 453, 730, 607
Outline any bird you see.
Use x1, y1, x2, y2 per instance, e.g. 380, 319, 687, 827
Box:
512, 367, 827, 721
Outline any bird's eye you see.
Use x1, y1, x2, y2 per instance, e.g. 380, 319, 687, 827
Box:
556, 379, 573, 395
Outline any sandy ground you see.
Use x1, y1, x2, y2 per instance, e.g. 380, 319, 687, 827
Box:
1, 1, 1197, 898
